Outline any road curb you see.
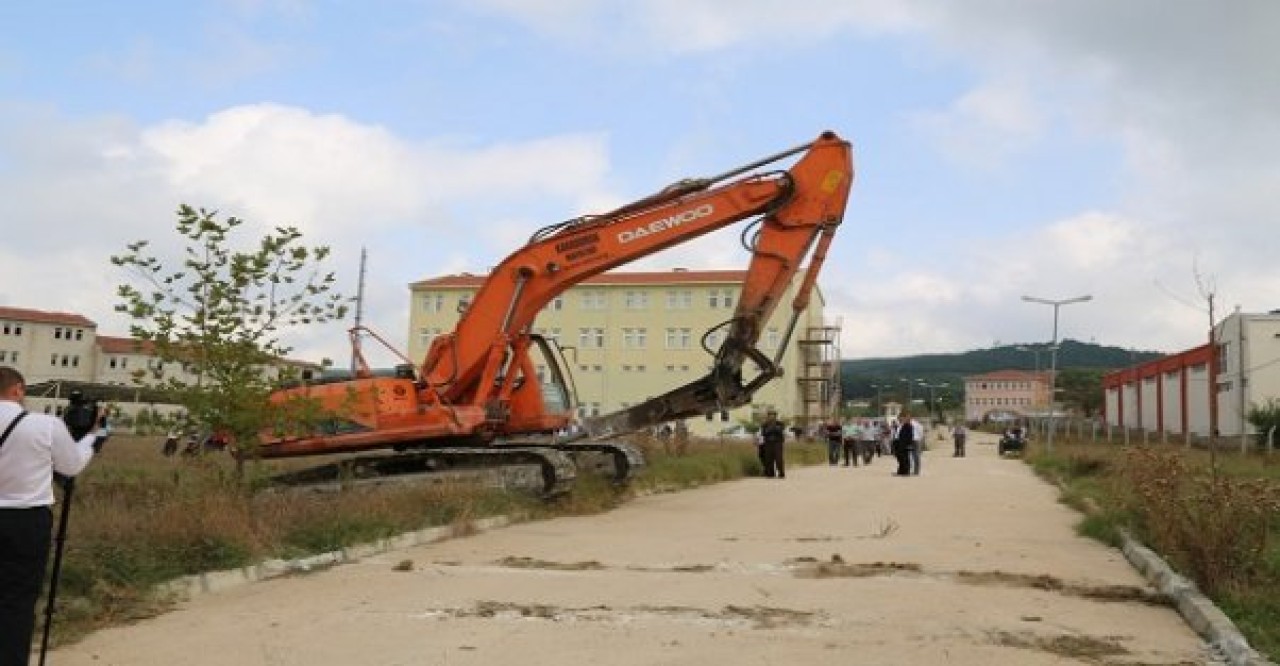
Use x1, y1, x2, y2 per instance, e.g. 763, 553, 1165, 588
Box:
1118, 530, 1274, 666
157, 515, 513, 599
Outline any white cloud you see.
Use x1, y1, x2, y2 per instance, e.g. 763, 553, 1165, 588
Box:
912, 81, 1045, 169
0, 104, 614, 361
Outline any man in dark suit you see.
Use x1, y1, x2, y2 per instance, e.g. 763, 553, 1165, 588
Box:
892, 411, 914, 476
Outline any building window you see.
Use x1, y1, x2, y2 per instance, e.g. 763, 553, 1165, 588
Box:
666, 290, 692, 309
763, 327, 781, 350
422, 293, 445, 313
579, 328, 605, 349
50, 354, 58, 366
419, 327, 442, 346
53, 327, 63, 340
71, 356, 79, 368
75, 329, 84, 341
623, 291, 649, 310
709, 288, 736, 309
665, 328, 692, 349
580, 290, 608, 310
544, 296, 564, 311
622, 328, 647, 349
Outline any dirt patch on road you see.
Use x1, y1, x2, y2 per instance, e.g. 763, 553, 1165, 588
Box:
957, 570, 1174, 607
491, 556, 606, 571
987, 630, 1132, 662
431, 601, 825, 630
792, 555, 923, 579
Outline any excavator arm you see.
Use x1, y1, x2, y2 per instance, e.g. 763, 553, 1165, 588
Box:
421, 131, 853, 438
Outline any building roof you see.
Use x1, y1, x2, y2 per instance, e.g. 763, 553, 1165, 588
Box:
411, 269, 749, 289
96, 335, 156, 354
0, 306, 96, 327
964, 369, 1050, 382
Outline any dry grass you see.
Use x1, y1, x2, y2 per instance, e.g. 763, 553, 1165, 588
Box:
1027, 437, 1280, 660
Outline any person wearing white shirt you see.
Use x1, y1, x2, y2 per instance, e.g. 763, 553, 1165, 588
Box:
0, 367, 96, 666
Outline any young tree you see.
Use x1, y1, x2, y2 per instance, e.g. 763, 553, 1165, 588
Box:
1246, 398, 1280, 450
112, 205, 348, 454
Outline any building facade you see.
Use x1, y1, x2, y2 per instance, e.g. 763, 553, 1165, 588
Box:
962, 369, 1051, 423
407, 269, 840, 436
1103, 310, 1280, 439
0, 306, 315, 422
0, 307, 98, 385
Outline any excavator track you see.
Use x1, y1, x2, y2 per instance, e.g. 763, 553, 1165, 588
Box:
496, 438, 647, 484
268, 447, 578, 497
552, 441, 647, 484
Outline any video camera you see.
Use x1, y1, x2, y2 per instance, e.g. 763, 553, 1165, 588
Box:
63, 390, 105, 447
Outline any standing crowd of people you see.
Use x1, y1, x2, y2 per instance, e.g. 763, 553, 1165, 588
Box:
766, 410, 978, 479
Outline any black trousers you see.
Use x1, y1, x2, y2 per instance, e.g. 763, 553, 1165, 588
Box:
0, 506, 52, 666
841, 440, 859, 466
761, 440, 785, 477
892, 441, 911, 475
827, 438, 842, 465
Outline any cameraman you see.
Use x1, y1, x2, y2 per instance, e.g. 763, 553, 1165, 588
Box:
0, 368, 97, 666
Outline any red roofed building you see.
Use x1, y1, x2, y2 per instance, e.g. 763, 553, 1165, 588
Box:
962, 369, 1052, 423
0, 306, 99, 384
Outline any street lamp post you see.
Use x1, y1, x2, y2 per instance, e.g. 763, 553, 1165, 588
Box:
918, 380, 949, 422
1022, 294, 1092, 453
870, 383, 887, 417
899, 377, 921, 409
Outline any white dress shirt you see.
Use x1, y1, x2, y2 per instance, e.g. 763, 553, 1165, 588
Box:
0, 400, 96, 508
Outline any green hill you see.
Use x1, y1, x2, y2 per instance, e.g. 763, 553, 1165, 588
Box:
839, 339, 1163, 403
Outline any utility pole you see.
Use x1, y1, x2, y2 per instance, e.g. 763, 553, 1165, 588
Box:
1237, 306, 1248, 453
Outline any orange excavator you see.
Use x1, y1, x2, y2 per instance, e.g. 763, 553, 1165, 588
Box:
254, 131, 854, 494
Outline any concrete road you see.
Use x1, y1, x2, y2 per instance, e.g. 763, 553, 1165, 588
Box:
54, 433, 1214, 665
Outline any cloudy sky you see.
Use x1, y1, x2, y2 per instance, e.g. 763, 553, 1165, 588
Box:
1, 1, 1276, 365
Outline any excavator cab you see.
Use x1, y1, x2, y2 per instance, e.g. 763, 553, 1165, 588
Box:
528, 333, 576, 417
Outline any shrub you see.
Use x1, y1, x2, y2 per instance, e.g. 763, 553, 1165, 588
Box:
1120, 446, 1280, 596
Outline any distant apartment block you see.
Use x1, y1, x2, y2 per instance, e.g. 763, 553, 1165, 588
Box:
1103, 310, 1280, 439
408, 269, 841, 436
962, 370, 1052, 423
